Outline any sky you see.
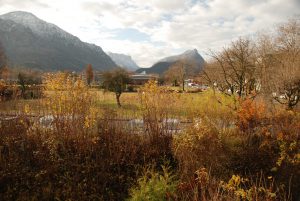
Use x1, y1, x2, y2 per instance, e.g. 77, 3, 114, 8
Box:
0, 0, 299, 67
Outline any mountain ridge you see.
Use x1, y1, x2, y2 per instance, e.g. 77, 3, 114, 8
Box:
136, 49, 205, 75
0, 11, 116, 71
107, 52, 140, 71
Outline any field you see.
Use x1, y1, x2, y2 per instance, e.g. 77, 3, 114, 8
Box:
0, 88, 223, 119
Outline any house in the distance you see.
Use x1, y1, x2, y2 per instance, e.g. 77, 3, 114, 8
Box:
130, 71, 158, 85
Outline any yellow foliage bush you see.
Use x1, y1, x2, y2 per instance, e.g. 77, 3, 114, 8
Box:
139, 80, 180, 136
42, 72, 97, 133
139, 80, 179, 121
173, 119, 224, 179
220, 174, 278, 201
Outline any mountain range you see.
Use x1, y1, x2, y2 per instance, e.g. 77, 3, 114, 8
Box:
0, 11, 116, 71
0, 11, 205, 74
136, 49, 205, 75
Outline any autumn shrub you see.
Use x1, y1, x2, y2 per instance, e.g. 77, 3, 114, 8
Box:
219, 174, 290, 200
0, 112, 170, 200
175, 168, 289, 201
173, 96, 300, 200
230, 107, 299, 199
0, 126, 135, 200
237, 98, 266, 132
173, 118, 226, 180
0, 115, 31, 136
267, 110, 300, 199
139, 80, 179, 127
127, 166, 178, 201
42, 72, 97, 135
9, 118, 180, 201
173, 97, 276, 179
138, 80, 179, 164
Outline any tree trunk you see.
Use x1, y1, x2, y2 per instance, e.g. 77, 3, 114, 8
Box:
116, 93, 121, 107
174, 79, 177, 87
182, 80, 185, 91
21, 86, 26, 98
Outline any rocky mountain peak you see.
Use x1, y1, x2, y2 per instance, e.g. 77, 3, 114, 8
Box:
108, 52, 140, 71
0, 11, 71, 39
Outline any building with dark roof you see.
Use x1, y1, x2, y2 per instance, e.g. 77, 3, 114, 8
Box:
130, 71, 158, 85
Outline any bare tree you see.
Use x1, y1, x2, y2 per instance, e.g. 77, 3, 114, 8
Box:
271, 18, 300, 109
254, 18, 300, 109
165, 59, 197, 91
164, 66, 179, 87
255, 33, 277, 96
204, 38, 257, 98
85, 64, 94, 86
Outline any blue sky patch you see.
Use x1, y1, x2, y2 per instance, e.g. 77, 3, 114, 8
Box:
112, 28, 150, 42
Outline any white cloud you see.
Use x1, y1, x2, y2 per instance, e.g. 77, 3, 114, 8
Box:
0, 0, 299, 67
149, 0, 300, 58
